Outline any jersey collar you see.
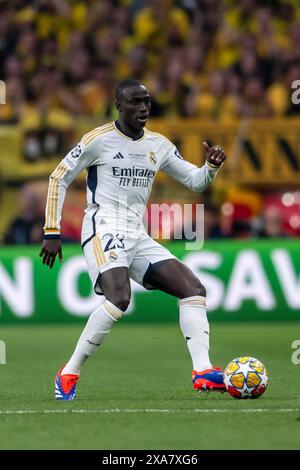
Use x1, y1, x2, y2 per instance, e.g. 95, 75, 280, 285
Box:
114, 121, 145, 142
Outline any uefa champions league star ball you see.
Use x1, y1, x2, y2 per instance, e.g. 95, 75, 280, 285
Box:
224, 356, 268, 399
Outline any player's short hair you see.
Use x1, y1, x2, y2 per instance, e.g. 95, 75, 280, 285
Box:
116, 79, 142, 100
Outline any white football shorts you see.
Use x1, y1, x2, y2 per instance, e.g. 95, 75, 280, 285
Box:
81, 214, 176, 295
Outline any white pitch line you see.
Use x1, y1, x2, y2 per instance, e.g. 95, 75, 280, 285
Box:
0, 408, 299, 416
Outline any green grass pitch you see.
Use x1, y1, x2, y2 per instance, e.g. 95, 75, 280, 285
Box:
0, 322, 300, 450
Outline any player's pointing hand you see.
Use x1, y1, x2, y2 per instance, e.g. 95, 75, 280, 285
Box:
203, 141, 226, 167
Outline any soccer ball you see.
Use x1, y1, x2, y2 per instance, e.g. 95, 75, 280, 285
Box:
224, 356, 268, 399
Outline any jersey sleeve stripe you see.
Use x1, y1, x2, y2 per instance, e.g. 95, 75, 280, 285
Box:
81, 122, 113, 143
54, 164, 69, 228
144, 129, 170, 143
44, 179, 53, 231
82, 123, 114, 146
44, 163, 69, 231
48, 161, 66, 228
53, 168, 64, 229
48, 166, 62, 229
45, 174, 56, 230
83, 125, 114, 146
50, 164, 68, 229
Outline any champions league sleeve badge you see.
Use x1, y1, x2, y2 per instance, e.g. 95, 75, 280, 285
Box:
70, 143, 82, 159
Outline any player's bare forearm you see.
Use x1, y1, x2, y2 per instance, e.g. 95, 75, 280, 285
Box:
203, 141, 226, 167
39, 239, 63, 268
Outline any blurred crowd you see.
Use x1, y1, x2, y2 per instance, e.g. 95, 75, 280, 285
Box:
1, 0, 300, 244
1, 0, 300, 126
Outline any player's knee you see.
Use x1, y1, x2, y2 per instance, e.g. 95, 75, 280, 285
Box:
197, 283, 206, 297
110, 294, 131, 312
182, 281, 206, 298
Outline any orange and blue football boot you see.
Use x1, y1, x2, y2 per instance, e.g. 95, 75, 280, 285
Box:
192, 367, 226, 393
55, 367, 79, 400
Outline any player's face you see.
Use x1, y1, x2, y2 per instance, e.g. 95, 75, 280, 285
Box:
117, 86, 151, 129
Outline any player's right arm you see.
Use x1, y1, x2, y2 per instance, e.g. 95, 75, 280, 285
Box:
40, 138, 97, 268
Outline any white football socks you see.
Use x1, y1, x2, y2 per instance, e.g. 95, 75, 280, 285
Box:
61, 300, 123, 375
179, 295, 212, 372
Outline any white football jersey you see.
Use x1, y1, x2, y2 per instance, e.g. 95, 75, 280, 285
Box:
44, 121, 221, 237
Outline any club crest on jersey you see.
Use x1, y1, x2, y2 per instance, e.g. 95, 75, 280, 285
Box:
108, 251, 118, 261
70, 144, 82, 159
149, 151, 157, 165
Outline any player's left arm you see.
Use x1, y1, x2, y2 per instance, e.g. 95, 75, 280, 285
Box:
40, 139, 97, 268
160, 141, 226, 192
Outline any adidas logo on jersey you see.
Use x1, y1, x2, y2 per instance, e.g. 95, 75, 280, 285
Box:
113, 152, 124, 159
